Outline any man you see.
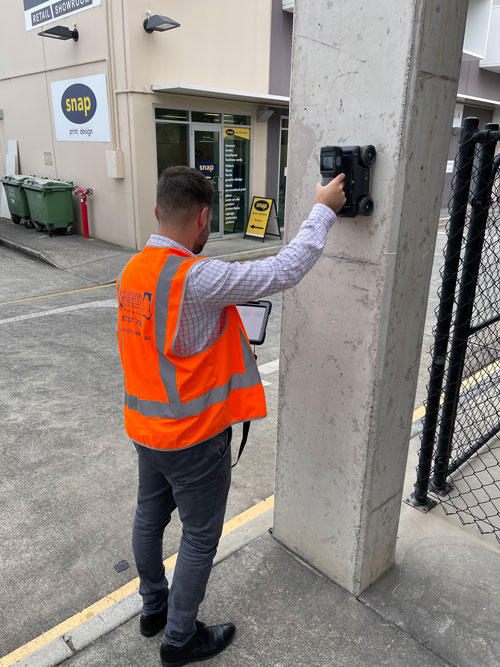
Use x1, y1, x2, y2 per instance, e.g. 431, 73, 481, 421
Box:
117, 166, 345, 666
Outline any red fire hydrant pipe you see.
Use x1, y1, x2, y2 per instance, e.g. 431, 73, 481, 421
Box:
73, 187, 93, 239
81, 194, 89, 239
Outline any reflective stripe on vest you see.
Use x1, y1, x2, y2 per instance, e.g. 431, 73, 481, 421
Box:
125, 328, 260, 419
154, 255, 184, 404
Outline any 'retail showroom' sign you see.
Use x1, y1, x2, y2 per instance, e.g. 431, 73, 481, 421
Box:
51, 74, 111, 142
23, 0, 101, 31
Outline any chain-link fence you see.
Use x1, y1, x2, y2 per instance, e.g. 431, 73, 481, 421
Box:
405, 118, 500, 542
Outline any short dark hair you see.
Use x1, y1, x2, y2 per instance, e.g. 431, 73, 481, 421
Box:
157, 166, 214, 222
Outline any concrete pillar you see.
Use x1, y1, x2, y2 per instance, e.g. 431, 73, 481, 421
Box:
274, 0, 468, 595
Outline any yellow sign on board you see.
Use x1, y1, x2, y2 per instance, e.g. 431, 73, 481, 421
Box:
224, 127, 251, 140
245, 197, 275, 238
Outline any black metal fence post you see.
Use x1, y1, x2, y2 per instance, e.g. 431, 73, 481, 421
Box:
405, 117, 479, 511
431, 123, 500, 493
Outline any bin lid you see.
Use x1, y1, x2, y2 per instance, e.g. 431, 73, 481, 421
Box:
23, 178, 73, 191
0, 174, 33, 184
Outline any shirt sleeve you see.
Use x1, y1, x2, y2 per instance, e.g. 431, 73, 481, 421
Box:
186, 203, 336, 309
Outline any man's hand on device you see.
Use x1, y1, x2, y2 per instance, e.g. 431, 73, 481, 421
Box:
315, 173, 346, 213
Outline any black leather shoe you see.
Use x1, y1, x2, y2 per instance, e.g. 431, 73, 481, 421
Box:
140, 605, 168, 638
160, 620, 236, 666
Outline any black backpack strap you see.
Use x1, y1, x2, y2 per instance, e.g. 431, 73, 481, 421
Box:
232, 421, 251, 468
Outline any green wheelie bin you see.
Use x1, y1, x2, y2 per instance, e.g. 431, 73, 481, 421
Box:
0, 175, 32, 224
23, 178, 74, 234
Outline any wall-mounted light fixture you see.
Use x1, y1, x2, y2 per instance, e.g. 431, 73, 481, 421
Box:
143, 13, 180, 33
38, 25, 79, 41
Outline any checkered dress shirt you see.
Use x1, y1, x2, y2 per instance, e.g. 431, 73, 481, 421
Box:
147, 203, 336, 355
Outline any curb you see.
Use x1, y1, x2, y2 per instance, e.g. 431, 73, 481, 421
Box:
8, 508, 273, 667
0, 236, 63, 269
0, 235, 282, 270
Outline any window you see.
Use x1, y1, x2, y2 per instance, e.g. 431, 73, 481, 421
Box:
156, 124, 189, 175
155, 108, 188, 122
223, 114, 251, 126
154, 107, 253, 237
191, 111, 221, 124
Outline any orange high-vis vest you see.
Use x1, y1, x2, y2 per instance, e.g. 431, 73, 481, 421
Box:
116, 247, 267, 450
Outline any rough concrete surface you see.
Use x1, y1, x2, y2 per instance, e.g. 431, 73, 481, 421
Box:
60, 534, 447, 667
361, 537, 500, 667
29, 511, 274, 667
0, 246, 97, 300
0, 219, 135, 276
13, 639, 72, 667
274, 0, 468, 593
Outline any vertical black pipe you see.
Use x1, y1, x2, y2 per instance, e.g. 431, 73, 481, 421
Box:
432, 123, 499, 491
413, 117, 479, 505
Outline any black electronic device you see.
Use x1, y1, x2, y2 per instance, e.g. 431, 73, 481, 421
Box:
236, 300, 272, 345
320, 144, 376, 217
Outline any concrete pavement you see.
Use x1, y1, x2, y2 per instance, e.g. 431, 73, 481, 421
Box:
22, 434, 500, 667
0, 217, 283, 280
0, 219, 283, 665
57, 534, 452, 667
20, 501, 500, 667
5, 367, 500, 667
0, 244, 282, 661
3, 212, 500, 667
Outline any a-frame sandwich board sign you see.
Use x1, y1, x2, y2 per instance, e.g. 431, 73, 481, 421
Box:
244, 197, 281, 242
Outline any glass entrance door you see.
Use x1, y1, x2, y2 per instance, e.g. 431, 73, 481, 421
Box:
190, 125, 222, 238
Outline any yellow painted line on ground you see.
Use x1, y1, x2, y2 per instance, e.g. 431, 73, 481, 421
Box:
221, 494, 274, 537
410, 358, 500, 425
0, 494, 275, 667
461, 359, 500, 392
0, 282, 116, 307
412, 404, 426, 421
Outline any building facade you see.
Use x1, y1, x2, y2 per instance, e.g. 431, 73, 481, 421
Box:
441, 0, 500, 208
1, 0, 499, 247
0, 0, 291, 248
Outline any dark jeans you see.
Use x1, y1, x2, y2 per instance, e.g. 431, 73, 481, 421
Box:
132, 428, 232, 647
